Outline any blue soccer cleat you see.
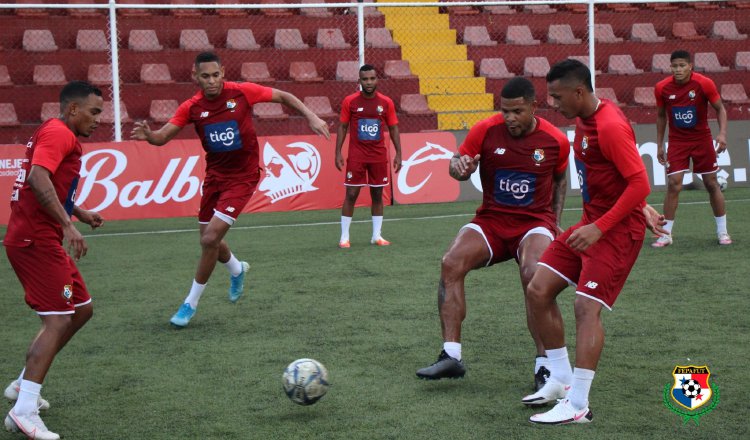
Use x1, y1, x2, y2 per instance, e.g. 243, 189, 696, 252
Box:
228, 261, 250, 303
170, 303, 196, 328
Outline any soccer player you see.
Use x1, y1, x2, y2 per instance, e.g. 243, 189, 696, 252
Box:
652, 49, 731, 247
416, 77, 570, 391
131, 52, 330, 328
3, 81, 104, 440
335, 64, 402, 248
521, 59, 661, 425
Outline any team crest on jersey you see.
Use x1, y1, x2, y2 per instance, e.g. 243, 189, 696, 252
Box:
581, 136, 589, 154
62, 285, 73, 301
377, 105, 383, 114
258, 141, 321, 203
688, 90, 696, 100
532, 149, 545, 164
226, 99, 237, 110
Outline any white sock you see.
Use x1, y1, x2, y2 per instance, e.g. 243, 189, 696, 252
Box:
184, 279, 206, 309
443, 342, 462, 361
664, 220, 674, 234
534, 355, 548, 374
16, 368, 25, 384
340, 216, 352, 242
545, 347, 573, 385
13, 379, 41, 415
224, 253, 243, 277
715, 215, 727, 235
568, 367, 596, 410
372, 215, 383, 240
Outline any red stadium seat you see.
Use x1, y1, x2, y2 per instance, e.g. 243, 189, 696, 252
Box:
451, 6, 479, 16
384, 60, 416, 80
261, 0, 293, 17
548, 24, 581, 45
524, 57, 550, 78
647, 2, 678, 12
721, 84, 750, 104
226, 29, 260, 51
88, 64, 113, 86
523, 5, 555, 14
694, 52, 729, 73
672, 22, 706, 41
180, 30, 214, 51
240, 62, 274, 83
594, 24, 623, 43
630, 23, 665, 43
506, 25, 540, 45
170, 0, 203, 18
274, 29, 308, 50
651, 54, 671, 73
483, 5, 515, 15
0, 66, 12, 87
40, 102, 59, 122
317, 28, 351, 50
141, 64, 174, 84
710, 21, 748, 40
608, 55, 644, 75
736, 51, 750, 70
479, 58, 514, 79
336, 61, 360, 82
149, 100, 180, 123
597, 88, 623, 107
0, 103, 20, 126
400, 94, 434, 115
101, 101, 131, 124
289, 62, 323, 82
301, 7, 332, 18
33, 65, 66, 86
68, 0, 104, 18
634, 87, 656, 107
463, 26, 497, 46
348, 0, 382, 17
118, 0, 151, 17
568, 55, 601, 74
13, 0, 47, 18
129, 30, 163, 52
253, 103, 288, 120
23, 30, 58, 52
365, 28, 398, 49
215, 0, 246, 17
77, 30, 109, 52
303, 96, 337, 118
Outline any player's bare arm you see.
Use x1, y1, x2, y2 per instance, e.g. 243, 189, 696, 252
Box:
334, 122, 348, 171
710, 98, 728, 154
388, 124, 402, 173
131, 121, 182, 146
271, 89, 331, 140
27, 165, 88, 259
551, 171, 567, 231
655, 106, 668, 165
449, 153, 480, 181
73, 206, 104, 230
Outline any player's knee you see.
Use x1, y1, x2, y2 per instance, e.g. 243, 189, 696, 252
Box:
199, 232, 222, 249
519, 263, 537, 287
525, 277, 547, 305
667, 178, 683, 192
441, 252, 468, 280
574, 297, 602, 323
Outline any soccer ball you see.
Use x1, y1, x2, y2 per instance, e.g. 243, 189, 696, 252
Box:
717, 175, 728, 192
282, 358, 329, 405
682, 379, 701, 398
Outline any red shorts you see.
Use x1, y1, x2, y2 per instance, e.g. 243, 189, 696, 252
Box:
666, 137, 718, 175
5, 243, 91, 315
466, 212, 558, 266
538, 222, 643, 310
199, 177, 259, 224
345, 160, 389, 187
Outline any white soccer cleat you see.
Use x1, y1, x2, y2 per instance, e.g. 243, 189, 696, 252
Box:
4, 380, 50, 411
718, 233, 732, 246
651, 234, 673, 248
5, 410, 60, 440
522, 378, 570, 406
529, 398, 593, 425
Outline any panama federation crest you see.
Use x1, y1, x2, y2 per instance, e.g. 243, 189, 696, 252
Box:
663, 365, 719, 424
62, 285, 73, 301
688, 90, 696, 100
532, 148, 545, 165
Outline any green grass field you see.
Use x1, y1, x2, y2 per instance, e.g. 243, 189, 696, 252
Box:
1, 189, 748, 440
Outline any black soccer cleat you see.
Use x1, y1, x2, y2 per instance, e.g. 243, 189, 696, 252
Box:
534, 366, 550, 392
416, 350, 466, 380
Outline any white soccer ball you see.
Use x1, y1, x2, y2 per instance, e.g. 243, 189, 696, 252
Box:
682, 379, 701, 398
717, 175, 728, 192
282, 358, 329, 405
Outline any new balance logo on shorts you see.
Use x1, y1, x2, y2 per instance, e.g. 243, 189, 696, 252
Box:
584, 281, 598, 289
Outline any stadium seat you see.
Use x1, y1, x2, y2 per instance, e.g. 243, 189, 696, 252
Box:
384, 60, 416, 79
463, 26, 497, 46
149, 100, 179, 123
630, 23, 665, 43
479, 58, 514, 79
606, 4, 638, 12
634, 87, 656, 107
651, 53, 671, 73
170, 0, 202, 18
400, 94, 434, 115
451, 6, 479, 16
548, 24, 581, 44
129, 30, 163, 52
40, 102, 60, 122
301, 7, 332, 18
672, 22, 706, 41
67, 0, 103, 18
594, 24, 623, 43
608, 55, 644, 75
240, 62, 274, 82
303, 96, 337, 118
76, 30, 109, 52
180, 30, 214, 51
506, 25, 540, 45
118, 0, 151, 17
728, 1, 750, 9
215, 0, 247, 17
736, 51, 750, 70
524, 57, 550, 77
0, 66, 12, 87
261, 0, 293, 17
33, 65, 66, 86
336, 61, 360, 82
100, 101, 131, 124
483, 5, 515, 14
720, 84, 750, 104
365, 28, 399, 49
226, 29, 260, 51
523, 5, 555, 14
141, 64, 174, 84
275, 29, 308, 50
23, 30, 58, 52
253, 103, 288, 120
563, 4, 587, 13
317, 28, 351, 49
0, 103, 20, 127
348, 0, 382, 17
289, 62, 323, 82
689, 2, 720, 10
647, 2, 678, 12
597, 88, 623, 106
693, 52, 729, 72
710, 21, 747, 40
88, 64, 113, 86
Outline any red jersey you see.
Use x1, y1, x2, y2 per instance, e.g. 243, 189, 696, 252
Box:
340, 91, 398, 163
573, 100, 647, 238
4, 119, 82, 247
654, 72, 720, 144
459, 114, 570, 223
170, 81, 273, 180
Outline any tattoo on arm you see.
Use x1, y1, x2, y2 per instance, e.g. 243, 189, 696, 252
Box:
438, 280, 446, 310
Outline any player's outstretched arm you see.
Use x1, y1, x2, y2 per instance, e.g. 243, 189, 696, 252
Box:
271, 89, 330, 139
448, 153, 480, 181
131, 121, 181, 146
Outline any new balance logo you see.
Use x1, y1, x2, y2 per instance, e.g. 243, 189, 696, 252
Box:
226, 206, 235, 213
200, 111, 209, 118
356, 107, 364, 112
668, 95, 676, 100
495, 148, 506, 155
584, 281, 598, 289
